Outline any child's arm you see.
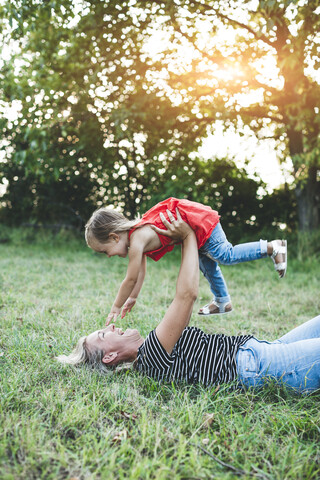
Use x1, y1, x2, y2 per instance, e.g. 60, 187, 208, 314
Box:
121, 255, 147, 319
107, 241, 145, 324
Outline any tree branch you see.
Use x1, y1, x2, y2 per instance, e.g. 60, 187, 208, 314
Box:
163, 11, 223, 64
188, 0, 275, 48
190, 442, 269, 480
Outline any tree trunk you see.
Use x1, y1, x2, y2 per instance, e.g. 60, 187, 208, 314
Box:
287, 127, 319, 231
295, 165, 319, 231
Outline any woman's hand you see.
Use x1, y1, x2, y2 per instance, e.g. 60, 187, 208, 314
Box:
151, 208, 192, 243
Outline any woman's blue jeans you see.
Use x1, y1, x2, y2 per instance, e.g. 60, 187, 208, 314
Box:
198, 223, 268, 304
236, 315, 320, 393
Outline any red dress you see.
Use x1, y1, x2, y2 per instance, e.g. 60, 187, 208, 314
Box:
129, 198, 220, 261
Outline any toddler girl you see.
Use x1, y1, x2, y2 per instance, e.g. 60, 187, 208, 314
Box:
85, 197, 287, 323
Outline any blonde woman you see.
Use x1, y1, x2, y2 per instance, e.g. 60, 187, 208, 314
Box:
58, 214, 320, 394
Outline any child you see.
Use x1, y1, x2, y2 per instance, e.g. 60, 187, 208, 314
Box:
85, 197, 287, 323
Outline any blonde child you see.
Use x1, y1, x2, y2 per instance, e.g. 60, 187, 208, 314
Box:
85, 197, 287, 324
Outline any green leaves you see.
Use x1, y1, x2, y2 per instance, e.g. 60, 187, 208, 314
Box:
0, 0, 319, 230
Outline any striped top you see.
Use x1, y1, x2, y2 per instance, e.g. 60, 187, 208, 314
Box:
136, 327, 252, 386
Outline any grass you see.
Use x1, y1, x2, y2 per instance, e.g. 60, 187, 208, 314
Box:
1, 229, 320, 479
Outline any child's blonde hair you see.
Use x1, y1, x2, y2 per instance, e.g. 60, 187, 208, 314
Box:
85, 207, 140, 246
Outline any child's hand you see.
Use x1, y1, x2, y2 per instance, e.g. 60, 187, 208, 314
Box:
151, 208, 192, 243
121, 297, 136, 319
106, 306, 121, 325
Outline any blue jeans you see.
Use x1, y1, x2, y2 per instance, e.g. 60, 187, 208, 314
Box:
236, 315, 320, 393
198, 223, 268, 303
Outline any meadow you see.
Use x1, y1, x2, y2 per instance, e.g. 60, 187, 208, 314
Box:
1, 229, 320, 480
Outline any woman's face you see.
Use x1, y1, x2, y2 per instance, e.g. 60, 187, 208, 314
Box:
86, 324, 143, 365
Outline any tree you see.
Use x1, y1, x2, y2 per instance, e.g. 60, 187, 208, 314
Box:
136, 0, 320, 231
0, 0, 208, 222
0, 0, 313, 232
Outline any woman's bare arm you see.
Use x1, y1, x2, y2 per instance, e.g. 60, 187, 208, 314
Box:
155, 221, 199, 354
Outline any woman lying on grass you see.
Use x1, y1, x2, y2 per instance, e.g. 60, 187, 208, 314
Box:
57, 213, 320, 394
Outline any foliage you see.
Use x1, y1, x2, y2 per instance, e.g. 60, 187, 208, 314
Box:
0, 153, 297, 240
0, 143, 99, 228
0, 0, 318, 230
0, 0, 201, 220
139, 0, 320, 230
1, 238, 320, 479
143, 157, 298, 242
296, 228, 320, 260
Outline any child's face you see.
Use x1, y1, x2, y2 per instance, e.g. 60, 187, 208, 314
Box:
90, 233, 129, 258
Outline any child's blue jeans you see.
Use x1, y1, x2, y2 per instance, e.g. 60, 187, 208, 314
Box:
198, 222, 268, 304
236, 315, 320, 393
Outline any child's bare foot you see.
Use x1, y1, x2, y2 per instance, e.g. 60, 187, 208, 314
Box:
268, 240, 287, 278
198, 300, 233, 316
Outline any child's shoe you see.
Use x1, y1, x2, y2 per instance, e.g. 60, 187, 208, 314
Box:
270, 239, 287, 278
198, 300, 232, 316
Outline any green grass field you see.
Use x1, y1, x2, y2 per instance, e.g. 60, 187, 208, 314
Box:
1, 230, 320, 479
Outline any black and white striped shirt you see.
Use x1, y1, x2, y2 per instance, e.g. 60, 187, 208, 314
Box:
136, 327, 252, 386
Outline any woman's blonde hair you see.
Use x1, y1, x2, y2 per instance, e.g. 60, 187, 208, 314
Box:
85, 208, 140, 246
56, 336, 111, 375
56, 336, 134, 375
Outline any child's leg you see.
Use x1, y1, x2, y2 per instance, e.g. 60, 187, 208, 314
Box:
275, 315, 320, 344
201, 223, 286, 277
198, 253, 232, 315
202, 223, 268, 265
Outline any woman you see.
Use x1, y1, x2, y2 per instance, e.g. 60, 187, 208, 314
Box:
57, 212, 320, 394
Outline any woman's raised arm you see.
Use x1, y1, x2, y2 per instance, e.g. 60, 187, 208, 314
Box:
155, 212, 199, 354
